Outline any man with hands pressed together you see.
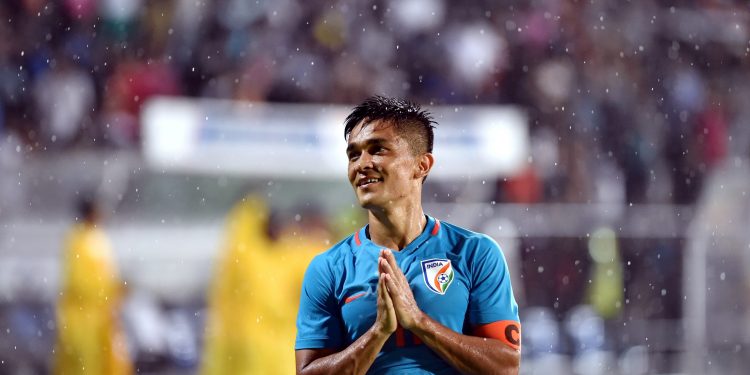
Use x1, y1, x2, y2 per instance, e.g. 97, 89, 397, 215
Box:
295, 96, 521, 374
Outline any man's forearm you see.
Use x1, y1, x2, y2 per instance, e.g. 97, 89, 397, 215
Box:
410, 313, 520, 375
297, 326, 390, 375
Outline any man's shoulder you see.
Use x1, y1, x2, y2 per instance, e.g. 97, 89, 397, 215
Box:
306, 233, 355, 269
322, 233, 356, 256
301, 235, 355, 290
438, 219, 499, 248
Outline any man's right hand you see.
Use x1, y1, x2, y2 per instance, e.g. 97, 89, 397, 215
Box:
295, 259, 397, 374
374, 271, 397, 336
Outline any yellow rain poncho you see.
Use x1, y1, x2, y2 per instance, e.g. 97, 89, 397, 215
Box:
54, 223, 131, 375
201, 197, 326, 375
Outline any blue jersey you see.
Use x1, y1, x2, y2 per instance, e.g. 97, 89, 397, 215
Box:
295, 215, 519, 374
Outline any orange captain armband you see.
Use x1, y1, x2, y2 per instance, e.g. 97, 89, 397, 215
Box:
472, 320, 521, 351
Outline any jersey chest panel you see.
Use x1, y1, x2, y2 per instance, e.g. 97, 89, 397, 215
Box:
339, 246, 470, 349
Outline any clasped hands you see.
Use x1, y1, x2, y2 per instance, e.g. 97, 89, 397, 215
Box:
374, 249, 425, 336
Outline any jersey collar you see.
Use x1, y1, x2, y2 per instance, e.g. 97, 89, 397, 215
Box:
353, 214, 441, 255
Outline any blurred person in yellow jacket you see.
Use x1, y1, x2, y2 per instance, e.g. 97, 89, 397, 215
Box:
54, 196, 132, 375
201, 197, 329, 375
587, 227, 624, 320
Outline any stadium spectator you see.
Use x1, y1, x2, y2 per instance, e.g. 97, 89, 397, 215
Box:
32, 50, 95, 148
54, 195, 132, 375
201, 196, 327, 375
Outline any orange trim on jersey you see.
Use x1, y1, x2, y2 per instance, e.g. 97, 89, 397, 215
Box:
431, 219, 441, 236
473, 320, 521, 351
354, 230, 361, 246
344, 292, 366, 304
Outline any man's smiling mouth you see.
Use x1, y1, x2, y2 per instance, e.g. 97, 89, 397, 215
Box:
357, 177, 383, 187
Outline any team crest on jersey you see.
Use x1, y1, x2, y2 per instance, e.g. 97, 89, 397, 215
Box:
420, 259, 454, 295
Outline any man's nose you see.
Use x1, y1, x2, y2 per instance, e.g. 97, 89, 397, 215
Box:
356, 151, 375, 170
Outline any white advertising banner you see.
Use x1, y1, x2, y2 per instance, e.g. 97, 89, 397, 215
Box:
142, 97, 527, 179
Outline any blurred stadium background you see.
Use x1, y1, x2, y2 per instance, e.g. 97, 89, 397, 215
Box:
1, 0, 749, 374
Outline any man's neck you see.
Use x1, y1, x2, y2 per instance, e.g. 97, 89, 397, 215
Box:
367, 202, 427, 251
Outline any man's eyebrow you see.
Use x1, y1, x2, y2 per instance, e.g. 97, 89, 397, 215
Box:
346, 138, 390, 153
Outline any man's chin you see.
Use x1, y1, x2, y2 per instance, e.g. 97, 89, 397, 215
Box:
357, 195, 381, 210
357, 199, 374, 209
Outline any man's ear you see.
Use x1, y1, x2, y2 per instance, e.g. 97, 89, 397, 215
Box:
415, 153, 434, 180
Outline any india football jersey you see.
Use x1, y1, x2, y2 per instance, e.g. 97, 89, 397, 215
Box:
295, 215, 520, 374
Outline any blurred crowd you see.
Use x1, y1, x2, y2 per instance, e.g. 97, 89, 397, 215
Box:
1, 0, 749, 206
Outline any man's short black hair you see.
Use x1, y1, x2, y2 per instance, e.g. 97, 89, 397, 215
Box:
344, 96, 435, 155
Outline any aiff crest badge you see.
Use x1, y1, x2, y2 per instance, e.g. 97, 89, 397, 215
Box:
420, 258, 454, 295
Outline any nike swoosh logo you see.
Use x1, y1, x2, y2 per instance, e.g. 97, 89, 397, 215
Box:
344, 292, 366, 304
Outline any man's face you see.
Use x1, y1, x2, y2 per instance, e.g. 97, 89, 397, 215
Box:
346, 120, 421, 210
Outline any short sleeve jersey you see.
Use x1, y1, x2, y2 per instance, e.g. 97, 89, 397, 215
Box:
295, 215, 519, 374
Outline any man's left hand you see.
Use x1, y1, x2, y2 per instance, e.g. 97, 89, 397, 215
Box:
379, 249, 425, 331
